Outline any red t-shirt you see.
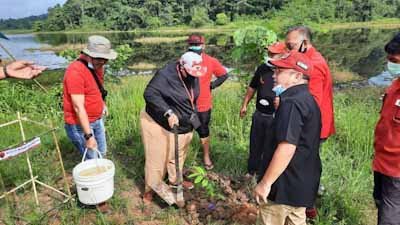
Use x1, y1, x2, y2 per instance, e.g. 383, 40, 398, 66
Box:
63, 56, 104, 125
196, 53, 227, 112
373, 79, 400, 177
305, 47, 336, 139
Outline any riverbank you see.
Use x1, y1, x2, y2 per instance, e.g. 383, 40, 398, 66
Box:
4, 18, 400, 36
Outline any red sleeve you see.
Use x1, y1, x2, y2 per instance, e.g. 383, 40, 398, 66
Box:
212, 58, 227, 77
308, 66, 325, 107
65, 66, 85, 95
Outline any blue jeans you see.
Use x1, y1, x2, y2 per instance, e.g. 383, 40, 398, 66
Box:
64, 118, 107, 160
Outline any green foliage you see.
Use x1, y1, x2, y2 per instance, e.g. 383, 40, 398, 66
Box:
108, 44, 134, 76
231, 26, 277, 66
188, 166, 225, 200
58, 49, 79, 62
189, 7, 212, 28
215, 13, 229, 25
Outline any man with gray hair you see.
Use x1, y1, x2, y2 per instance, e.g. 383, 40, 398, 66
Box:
285, 26, 335, 219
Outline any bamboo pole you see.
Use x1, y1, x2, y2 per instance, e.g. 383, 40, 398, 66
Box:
17, 112, 39, 206
0, 120, 19, 128
50, 121, 72, 198
0, 176, 38, 199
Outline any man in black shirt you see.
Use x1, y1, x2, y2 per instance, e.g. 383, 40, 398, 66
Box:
240, 42, 287, 176
141, 51, 207, 204
253, 51, 321, 225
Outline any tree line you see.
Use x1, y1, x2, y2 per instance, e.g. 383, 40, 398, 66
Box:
2, 0, 400, 32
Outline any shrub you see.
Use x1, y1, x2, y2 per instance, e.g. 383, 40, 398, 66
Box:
190, 7, 212, 28
216, 13, 229, 25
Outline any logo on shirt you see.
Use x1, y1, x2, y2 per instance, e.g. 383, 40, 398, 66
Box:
259, 99, 269, 106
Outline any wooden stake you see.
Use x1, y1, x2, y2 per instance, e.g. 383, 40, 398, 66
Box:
50, 121, 72, 198
17, 112, 39, 206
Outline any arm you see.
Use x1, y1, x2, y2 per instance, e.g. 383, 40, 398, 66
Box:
210, 73, 228, 89
253, 142, 296, 203
71, 94, 97, 149
144, 72, 179, 128
240, 87, 256, 118
308, 67, 325, 107
0, 61, 46, 80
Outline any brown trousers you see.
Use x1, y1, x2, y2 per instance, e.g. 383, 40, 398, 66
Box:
140, 111, 193, 192
258, 201, 306, 225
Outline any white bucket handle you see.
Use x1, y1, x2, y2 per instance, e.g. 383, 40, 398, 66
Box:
82, 148, 103, 162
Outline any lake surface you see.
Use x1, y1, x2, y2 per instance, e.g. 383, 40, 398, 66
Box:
0, 28, 398, 78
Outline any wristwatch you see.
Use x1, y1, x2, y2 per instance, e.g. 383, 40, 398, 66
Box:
164, 109, 174, 118
3, 65, 10, 78
84, 133, 93, 140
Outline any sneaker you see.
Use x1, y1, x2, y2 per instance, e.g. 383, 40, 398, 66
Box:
306, 207, 318, 219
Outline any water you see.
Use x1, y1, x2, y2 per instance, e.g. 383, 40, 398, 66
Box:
0, 34, 68, 70
1, 28, 398, 80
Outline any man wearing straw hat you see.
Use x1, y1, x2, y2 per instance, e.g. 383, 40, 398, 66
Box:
63, 35, 117, 161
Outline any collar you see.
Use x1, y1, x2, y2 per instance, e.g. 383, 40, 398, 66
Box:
304, 46, 316, 57
280, 84, 308, 99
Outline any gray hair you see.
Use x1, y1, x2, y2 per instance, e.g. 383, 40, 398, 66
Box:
287, 26, 313, 42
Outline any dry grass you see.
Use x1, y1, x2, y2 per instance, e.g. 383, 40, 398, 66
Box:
134, 36, 188, 44
27, 43, 85, 53
321, 19, 400, 30
128, 62, 158, 70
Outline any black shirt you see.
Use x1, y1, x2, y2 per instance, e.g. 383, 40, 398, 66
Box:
144, 62, 199, 134
259, 84, 322, 208
249, 64, 275, 114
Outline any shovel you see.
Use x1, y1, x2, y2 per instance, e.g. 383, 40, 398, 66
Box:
150, 125, 185, 208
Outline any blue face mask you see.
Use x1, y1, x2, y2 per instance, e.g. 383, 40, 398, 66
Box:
272, 85, 286, 96
189, 46, 203, 54
387, 61, 400, 77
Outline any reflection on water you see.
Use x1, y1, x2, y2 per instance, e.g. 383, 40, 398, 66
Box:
0, 34, 67, 70
2, 28, 398, 78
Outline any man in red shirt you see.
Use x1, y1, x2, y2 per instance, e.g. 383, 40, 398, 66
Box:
187, 34, 229, 169
285, 26, 335, 219
63, 35, 117, 161
373, 32, 400, 225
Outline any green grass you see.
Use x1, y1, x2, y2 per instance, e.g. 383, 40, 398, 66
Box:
0, 75, 385, 224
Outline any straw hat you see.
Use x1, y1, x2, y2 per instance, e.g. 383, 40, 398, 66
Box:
82, 35, 117, 60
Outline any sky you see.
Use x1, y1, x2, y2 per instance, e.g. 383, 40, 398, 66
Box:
0, 0, 67, 19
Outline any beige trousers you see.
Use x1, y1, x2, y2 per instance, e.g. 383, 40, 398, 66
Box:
140, 111, 193, 192
258, 201, 306, 225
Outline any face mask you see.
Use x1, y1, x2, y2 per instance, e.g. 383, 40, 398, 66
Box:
189, 46, 203, 55
88, 62, 95, 70
298, 40, 307, 53
264, 56, 275, 68
387, 61, 400, 77
272, 85, 286, 96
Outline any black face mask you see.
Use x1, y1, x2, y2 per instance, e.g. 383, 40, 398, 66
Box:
298, 40, 307, 53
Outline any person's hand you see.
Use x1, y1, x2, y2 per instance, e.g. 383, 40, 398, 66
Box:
103, 105, 109, 117
85, 136, 98, 150
273, 97, 280, 109
168, 113, 179, 128
240, 106, 247, 118
253, 182, 271, 205
6, 60, 46, 79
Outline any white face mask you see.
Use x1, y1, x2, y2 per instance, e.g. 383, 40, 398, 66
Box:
264, 56, 275, 68
88, 62, 95, 70
387, 61, 400, 77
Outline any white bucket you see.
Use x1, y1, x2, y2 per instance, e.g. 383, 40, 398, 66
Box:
72, 149, 115, 205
